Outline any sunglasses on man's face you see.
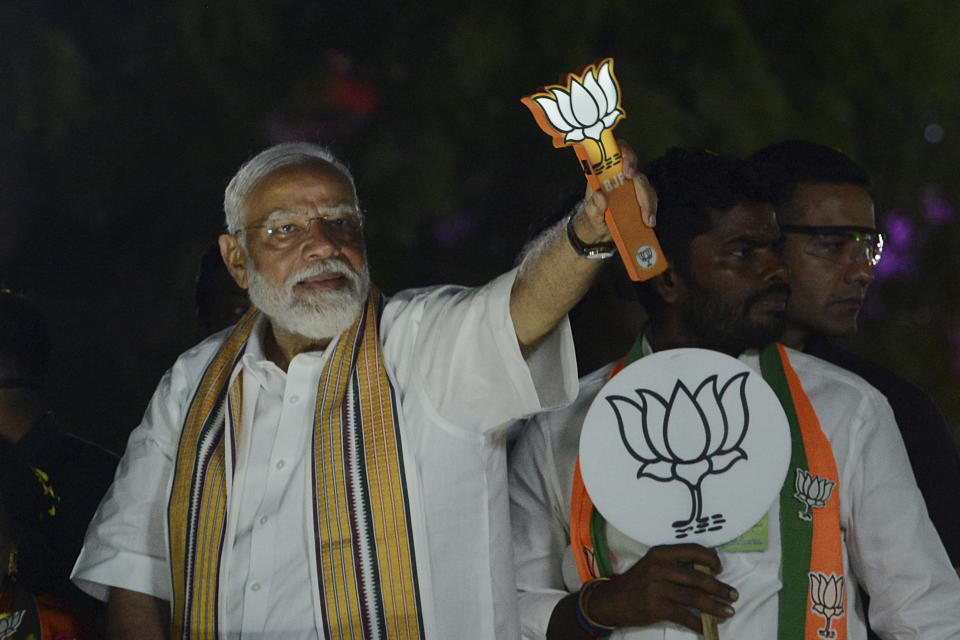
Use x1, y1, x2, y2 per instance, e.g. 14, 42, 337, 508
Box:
779, 225, 884, 267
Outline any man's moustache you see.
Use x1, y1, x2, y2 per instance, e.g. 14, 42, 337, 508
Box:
291, 260, 358, 285
746, 283, 792, 307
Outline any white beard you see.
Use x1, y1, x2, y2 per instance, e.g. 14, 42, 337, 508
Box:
246, 258, 370, 341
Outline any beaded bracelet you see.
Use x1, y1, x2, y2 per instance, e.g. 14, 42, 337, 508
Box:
576, 577, 617, 637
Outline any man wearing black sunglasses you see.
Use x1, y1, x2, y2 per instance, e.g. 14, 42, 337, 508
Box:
750, 141, 960, 587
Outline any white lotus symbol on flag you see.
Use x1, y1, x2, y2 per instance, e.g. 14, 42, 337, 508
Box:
531, 60, 623, 160
608, 372, 750, 536
794, 469, 836, 521
809, 572, 845, 638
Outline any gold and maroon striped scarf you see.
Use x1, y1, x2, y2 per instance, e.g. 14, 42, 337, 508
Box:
167, 290, 424, 639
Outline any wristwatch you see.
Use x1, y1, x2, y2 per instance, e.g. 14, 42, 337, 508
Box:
565, 211, 617, 259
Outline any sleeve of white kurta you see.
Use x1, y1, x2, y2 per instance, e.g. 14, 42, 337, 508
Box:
70, 343, 215, 602
380, 267, 578, 437
843, 389, 960, 638
509, 415, 572, 640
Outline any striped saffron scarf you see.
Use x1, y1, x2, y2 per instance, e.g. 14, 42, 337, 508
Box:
570, 343, 846, 639
167, 290, 425, 639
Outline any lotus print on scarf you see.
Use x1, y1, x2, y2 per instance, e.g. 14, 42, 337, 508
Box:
607, 371, 751, 537
809, 572, 845, 638
794, 468, 836, 521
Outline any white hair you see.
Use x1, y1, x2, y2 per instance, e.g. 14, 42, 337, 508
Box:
223, 142, 360, 234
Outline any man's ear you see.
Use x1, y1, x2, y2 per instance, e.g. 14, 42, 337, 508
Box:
219, 234, 249, 290
653, 266, 686, 305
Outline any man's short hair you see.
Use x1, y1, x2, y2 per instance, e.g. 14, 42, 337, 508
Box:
0, 290, 50, 387
748, 140, 871, 223
223, 142, 359, 234
634, 148, 769, 311
642, 148, 769, 276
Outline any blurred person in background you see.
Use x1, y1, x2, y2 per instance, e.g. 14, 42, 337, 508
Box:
194, 241, 250, 339
0, 290, 117, 620
750, 140, 960, 575
0, 452, 98, 639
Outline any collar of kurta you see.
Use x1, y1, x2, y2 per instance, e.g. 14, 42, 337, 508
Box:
167, 291, 426, 639
570, 339, 848, 639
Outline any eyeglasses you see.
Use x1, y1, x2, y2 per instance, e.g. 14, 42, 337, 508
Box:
238, 208, 364, 250
779, 224, 884, 267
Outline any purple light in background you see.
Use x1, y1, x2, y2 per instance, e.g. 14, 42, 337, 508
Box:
885, 209, 914, 244
922, 189, 955, 225
873, 209, 918, 281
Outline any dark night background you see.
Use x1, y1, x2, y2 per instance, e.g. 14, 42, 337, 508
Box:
2, 1, 959, 454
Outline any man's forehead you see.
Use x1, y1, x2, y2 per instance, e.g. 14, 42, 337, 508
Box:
705, 202, 779, 239
245, 161, 356, 216
790, 182, 875, 228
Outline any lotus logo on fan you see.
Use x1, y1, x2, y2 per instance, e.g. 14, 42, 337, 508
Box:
528, 60, 623, 163
608, 371, 750, 537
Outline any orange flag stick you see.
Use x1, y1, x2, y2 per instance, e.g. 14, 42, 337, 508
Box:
522, 58, 666, 281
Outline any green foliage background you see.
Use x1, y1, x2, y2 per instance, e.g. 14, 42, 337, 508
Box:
2, 1, 959, 451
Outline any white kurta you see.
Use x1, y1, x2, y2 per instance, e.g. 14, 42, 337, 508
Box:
509, 347, 960, 639
73, 268, 578, 639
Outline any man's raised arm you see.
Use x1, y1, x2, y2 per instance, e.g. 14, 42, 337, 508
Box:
510, 146, 656, 356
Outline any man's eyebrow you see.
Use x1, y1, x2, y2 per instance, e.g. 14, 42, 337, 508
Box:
262, 203, 358, 222
722, 232, 776, 246
263, 209, 298, 223
323, 203, 360, 216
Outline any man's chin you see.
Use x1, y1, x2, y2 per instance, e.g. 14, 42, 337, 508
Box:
293, 283, 346, 305
832, 310, 862, 337
269, 307, 361, 342
741, 318, 788, 349
822, 319, 860, 339
799, 308, 860, 340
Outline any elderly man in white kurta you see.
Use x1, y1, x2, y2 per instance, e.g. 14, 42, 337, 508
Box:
71, 142, 656, 639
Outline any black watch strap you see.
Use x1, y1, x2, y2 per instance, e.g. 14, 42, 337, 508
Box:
565, 212, 616, 259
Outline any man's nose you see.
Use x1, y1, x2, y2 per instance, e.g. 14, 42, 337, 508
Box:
845, 252, 875, 286
761, 251, 790, 283
301, 219, 340, 259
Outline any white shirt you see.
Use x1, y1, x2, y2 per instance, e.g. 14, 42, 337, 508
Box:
509, 348, 960, 639
73, 268, 578, 639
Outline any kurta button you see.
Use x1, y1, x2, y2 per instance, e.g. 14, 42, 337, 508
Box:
289, 395, 299, 404
251, 583, 260, 592
260, 516, 268, 525
276, 460, 286, 470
